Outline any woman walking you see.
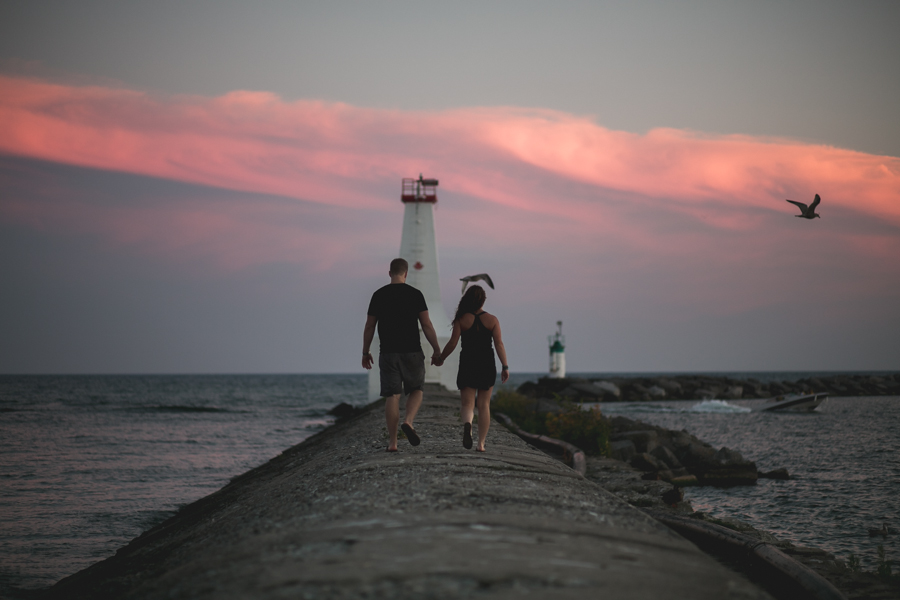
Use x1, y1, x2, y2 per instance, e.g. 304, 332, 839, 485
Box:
438, 285, 508, 451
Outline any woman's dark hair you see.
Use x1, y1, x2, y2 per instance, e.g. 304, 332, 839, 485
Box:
453, 285, 486, 324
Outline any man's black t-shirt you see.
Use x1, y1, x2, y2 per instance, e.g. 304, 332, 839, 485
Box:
367, 283, 428, 353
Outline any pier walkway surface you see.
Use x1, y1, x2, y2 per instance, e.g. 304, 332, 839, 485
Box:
46, 385, 772, 600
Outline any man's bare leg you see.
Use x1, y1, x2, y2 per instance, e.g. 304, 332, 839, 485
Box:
404, 389, 423, 427
475, 387, 493, 451
385, 394, 401, 451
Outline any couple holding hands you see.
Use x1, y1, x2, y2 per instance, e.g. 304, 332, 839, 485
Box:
362, 258, 509, 452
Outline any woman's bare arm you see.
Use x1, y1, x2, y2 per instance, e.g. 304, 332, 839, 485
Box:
490, 317, 509, 383
439, 320, 462, 363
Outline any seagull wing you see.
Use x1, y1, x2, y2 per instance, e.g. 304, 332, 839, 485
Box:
809, 194, 821, 210
786, 199, 809, 213
460, 273, 494, 292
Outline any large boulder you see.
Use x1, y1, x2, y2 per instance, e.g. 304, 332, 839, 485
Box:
650, 445, 683, 470
721, 386, 743, 400
327, 402, 360, 421
668, 430, 695, 449
516, 376, 625, 402
609, 439, 636, 462
769, 382, 788, 395
631, 383, 650, 395
610, 416, 759, 486
516, 377, 578, 398
673, 440, 717, 466
654, 378, 684, 397
608, 414, 758, 486
564, 381, 618, 401
742, 382, 764, 398
713, 447, 746, 464
690, 447, 758, 486
647, 385, 667, 399
630, 453, 663, 472
592, 380, 621, 399
612, 430, 658, 453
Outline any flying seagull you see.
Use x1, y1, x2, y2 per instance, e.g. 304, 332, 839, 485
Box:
786, 194, 821, 219
460, 273, 494, 294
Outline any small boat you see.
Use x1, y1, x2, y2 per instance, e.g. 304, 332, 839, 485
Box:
753, 392, 828, 412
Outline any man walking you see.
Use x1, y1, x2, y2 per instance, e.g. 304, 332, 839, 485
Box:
363, 258, 443, 451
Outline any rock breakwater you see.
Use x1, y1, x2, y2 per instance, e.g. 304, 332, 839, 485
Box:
506, 384, 763, 487
608, 415, 759, 486
517, 373, 900, 402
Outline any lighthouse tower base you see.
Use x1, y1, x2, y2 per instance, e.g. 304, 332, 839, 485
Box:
367, 175, 460, 401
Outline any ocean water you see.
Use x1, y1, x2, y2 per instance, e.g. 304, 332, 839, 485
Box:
1, 372, 898, 594
596, 395, 900, 572
0, 374, 366, 594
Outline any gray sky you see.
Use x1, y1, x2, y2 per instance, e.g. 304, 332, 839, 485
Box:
4, 1, 899, 155
1, 1, 898, 374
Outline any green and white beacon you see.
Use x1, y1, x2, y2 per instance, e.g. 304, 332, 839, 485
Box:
548, 320, 566, 378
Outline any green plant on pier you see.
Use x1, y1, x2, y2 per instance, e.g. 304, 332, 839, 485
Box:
492, 390, 550, 436
493, 391, 612, 456
545, 404, 611, 456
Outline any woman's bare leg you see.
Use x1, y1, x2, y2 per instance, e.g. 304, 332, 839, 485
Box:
460, 387, 476, 424
475, 387, 493, 451
460, 387, 476, 449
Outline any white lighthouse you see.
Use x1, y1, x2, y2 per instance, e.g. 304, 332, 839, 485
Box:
367, 175, 459, 400
548, 320, 566, 378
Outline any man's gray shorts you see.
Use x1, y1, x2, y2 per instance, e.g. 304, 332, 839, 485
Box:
379, 351, 426, 397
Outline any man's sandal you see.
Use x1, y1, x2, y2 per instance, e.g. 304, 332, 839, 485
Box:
400, 423, 420, 446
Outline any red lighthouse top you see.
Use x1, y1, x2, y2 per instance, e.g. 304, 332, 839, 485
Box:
401, 174, 439, 203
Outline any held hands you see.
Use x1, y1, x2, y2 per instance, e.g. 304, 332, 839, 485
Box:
431, 352, 444, 367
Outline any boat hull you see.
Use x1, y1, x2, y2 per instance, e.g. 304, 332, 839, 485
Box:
754, 392, 828, 412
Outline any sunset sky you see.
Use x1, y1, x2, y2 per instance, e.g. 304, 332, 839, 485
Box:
1, 1, 898, 374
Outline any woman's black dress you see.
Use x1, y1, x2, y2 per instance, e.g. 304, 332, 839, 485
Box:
457, 312, 497, 390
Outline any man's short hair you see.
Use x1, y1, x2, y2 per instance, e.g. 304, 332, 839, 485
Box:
390, 258, 409, 276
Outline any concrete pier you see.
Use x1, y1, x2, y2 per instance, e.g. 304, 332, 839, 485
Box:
46, 385, 771, 599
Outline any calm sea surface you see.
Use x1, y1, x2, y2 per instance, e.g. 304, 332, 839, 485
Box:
595, 394, 900, 573
0, 374, 365, 594
1, 372, 897, 594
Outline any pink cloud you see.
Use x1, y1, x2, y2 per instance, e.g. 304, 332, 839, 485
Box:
2, 75, 899, 371
1, 74, 898, 309
1, 74, 897, 227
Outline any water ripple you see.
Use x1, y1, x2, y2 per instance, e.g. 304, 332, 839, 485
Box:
0, 374, 367, 593
601, 396, 900, 571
